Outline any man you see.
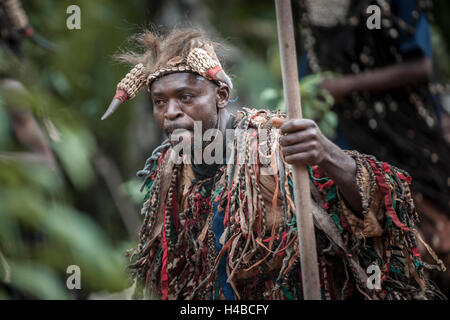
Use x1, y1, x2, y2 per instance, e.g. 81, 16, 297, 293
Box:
103, 28, 445, 300
293, 0, 450, 294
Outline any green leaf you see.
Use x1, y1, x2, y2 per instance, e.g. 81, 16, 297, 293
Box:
51, 125, 95, 190
8, 261, 69, 300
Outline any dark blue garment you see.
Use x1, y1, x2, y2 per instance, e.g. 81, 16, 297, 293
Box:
392, 0, 432, 58
212, 199, 235, 300
299, 50, 309, 80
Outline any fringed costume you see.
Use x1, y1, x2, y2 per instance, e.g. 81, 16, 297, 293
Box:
128, 108, 445, 300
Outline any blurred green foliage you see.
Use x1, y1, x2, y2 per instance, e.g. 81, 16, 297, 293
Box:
0, 0, 149, 299
0, 158, 130, 299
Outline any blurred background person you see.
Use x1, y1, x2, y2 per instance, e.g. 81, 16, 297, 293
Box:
0, 0, 131, 299
293, 0, 450, 295
0, 0, 56, 168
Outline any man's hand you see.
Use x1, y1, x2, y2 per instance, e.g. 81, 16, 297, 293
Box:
278, 118, 331, 166
272, 117, 363, 214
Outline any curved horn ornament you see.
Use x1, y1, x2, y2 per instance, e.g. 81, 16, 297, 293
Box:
214, 69, 233, 89
101, 63, 146, 120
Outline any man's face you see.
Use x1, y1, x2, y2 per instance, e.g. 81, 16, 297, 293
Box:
150, 72, 220, 143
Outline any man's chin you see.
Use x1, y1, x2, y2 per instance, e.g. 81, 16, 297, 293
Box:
168, 130, 194, 148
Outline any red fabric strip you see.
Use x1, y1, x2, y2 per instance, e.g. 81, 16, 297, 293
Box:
224, 189, 232, 227
339, 213, 349, 230
396, 172, 412, 184
160, 199, 169, 300
411, 247, 421, 258
171, 186, 179, 232
382, 162, 391, 173
319, 179, 334, 190
367, 159, 412, 232
313, 166, 325, 178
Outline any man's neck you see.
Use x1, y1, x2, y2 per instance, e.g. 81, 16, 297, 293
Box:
190, 108, 232, 180
218, 108, 231, 136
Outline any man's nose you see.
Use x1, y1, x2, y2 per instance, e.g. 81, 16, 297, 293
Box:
165, 99, 183, 121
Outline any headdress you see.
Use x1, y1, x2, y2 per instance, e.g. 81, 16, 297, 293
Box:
101, 30, 232, 120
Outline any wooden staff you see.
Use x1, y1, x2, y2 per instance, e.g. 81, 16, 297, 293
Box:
274, 0, 321, 299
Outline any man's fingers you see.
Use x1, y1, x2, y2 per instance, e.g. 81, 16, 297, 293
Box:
280, 118, 316, 134
281, 142, 316, 156
279, 128, 317, 146
284, 151, 316, 165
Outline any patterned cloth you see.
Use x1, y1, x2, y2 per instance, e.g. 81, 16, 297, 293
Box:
128, 108, 445, 300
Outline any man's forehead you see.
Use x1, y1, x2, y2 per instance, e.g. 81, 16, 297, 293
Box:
150, 72, 210, 93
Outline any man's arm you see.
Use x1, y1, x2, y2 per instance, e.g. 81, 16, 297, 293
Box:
277, 118, 363, 214
320, 57, 432, 104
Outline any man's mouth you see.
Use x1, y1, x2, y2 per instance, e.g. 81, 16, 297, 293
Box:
165, 123, 195, 148
165, 123, 193, 136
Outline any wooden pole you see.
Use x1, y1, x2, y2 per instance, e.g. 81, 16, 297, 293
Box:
274, 0, 321, 300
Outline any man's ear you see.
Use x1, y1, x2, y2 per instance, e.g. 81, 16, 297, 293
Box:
216, 83, 230, 109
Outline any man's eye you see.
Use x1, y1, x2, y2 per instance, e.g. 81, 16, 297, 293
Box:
180, 94, 193, 103
154, 99, 165, 106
